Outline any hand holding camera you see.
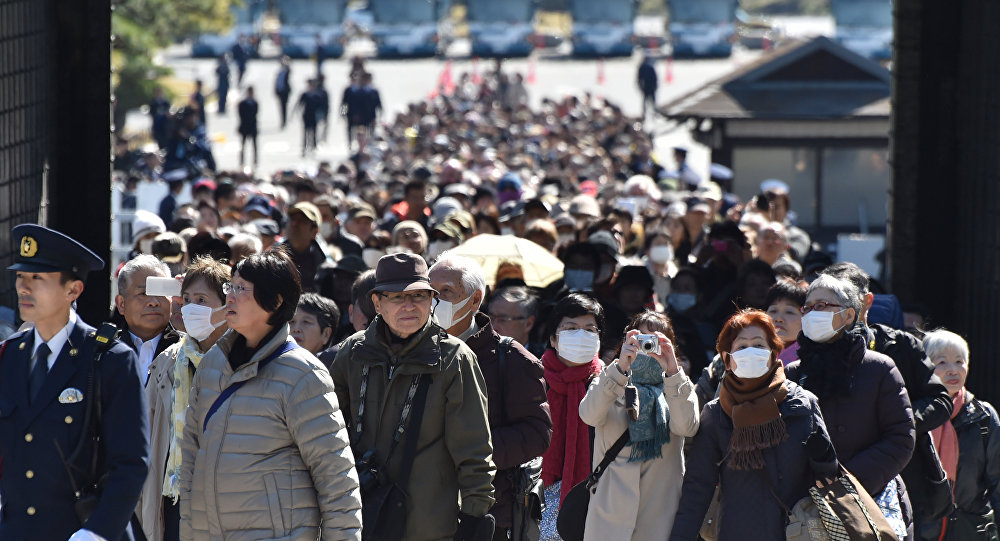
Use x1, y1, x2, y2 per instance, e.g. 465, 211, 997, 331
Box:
618, 329, 680, 376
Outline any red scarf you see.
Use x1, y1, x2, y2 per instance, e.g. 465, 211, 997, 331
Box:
931, 389, 965, 482
540, 348, 601, 504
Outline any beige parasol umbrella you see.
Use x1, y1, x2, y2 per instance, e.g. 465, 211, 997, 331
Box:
448, 234, 564, 288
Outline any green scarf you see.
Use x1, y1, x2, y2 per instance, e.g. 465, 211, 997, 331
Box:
162, 335, 206, 502
627, 354, 671, 462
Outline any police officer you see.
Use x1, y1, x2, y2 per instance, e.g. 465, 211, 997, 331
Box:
0, 224, 149, 541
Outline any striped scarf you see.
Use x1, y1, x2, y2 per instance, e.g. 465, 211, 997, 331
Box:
162, 335, 205, 502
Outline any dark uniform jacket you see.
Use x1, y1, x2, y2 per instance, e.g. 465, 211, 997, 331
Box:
465, 314, 551, 529
0, 318, 150, 541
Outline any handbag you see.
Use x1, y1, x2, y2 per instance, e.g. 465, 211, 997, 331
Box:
809, 467, 899, 541
555, 430, 630, 541
760, 464, 830, 541
354, 368, 432, 541
497, 336, 545, 541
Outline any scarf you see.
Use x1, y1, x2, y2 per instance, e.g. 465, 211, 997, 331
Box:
930, 389, 965, 482
718, 361, 789, 470
795, 325, 867, 399
162, 335, 206, 502
627, 354, 670, 463
540, 348, 601, 503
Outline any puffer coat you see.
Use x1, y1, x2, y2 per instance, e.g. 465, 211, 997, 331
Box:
179, 325, 362, 541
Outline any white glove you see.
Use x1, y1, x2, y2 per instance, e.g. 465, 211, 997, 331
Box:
68, 529, 107, 541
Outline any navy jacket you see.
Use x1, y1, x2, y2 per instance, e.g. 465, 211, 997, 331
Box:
669, 381, 832, 541
0, 318, 150, 541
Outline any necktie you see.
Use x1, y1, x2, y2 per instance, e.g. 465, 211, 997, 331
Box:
29, 342, 50, 405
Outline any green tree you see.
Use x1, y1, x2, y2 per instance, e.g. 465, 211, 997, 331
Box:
112, 0, 235, 131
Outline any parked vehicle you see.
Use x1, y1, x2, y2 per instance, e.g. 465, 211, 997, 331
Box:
832, 0, 892, 61
569, 0, 636, 58
191, 1, 263, 58
371, 0, 451, 58
278, 0, 347, 59
668, 0, 738, 58
467, 0, 536, 58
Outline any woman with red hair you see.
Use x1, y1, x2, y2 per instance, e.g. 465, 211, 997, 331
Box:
669, 309, 838, 541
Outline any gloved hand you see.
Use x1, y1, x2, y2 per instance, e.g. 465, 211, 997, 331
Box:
453, 512, 495, 541
806, 430, 840, 481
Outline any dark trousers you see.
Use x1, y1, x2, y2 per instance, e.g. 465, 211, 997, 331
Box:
163, 495, 180, 541
218, 86, 229, 113
240, 133, 258, 166
302, 123, 317, 155
277, 91, 290, 128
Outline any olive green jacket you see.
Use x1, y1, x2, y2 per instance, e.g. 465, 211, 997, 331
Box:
331, 317, 496, 541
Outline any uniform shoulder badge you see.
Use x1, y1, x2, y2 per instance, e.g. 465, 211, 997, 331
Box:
58, 387, 84, 404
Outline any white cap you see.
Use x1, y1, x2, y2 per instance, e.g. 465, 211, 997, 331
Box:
709, 163, 733, 181
132, 210, 166, 244
760, 179, 790, 194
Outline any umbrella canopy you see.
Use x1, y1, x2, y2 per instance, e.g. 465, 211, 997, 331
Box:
448, 234, 564, 288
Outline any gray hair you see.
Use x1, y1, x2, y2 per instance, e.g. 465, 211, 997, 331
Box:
922, 329, 969, 364
118, 254, 170, 296
807, 273, 863, 315
489, 285, 539, 317
429, 253, 487, 309
228, 232, 263, 254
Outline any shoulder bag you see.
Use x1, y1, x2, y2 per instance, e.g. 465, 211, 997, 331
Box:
353, 363, 432, 541
555, 429, 629, 541
809, 466, 899, 541
497, 336, 544, 541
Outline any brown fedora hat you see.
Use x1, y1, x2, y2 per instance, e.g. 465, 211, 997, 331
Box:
370, 252, 437, 294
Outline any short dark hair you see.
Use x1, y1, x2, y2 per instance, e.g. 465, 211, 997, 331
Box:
764, 277, 808, 309
351, 270, 378, 321
561, 242, 601, 270
547, 293, 605, 340
822, 262, 870, 295
234, 246, 301, 326
626, 310, 676, 343
404, 179, 426, 196
297, 293, 340, 347
214, 182, 236, 206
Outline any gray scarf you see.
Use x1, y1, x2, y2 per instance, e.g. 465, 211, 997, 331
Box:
627, 354, 670, 462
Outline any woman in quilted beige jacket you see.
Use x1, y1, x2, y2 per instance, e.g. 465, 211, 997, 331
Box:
179, 250, 361, 541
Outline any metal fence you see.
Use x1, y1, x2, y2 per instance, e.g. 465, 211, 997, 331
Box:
0, 0, 50, 311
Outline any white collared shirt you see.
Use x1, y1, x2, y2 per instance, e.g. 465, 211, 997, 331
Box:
31, 309, 78, 372
129, 332, 162, 384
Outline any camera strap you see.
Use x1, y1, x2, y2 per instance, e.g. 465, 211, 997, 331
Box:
355, 363, 425, 467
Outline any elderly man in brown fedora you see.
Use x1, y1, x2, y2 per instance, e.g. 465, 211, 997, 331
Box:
330, 253, 497, 541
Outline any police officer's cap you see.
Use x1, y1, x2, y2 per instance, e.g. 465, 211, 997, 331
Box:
8, 224, 105, 281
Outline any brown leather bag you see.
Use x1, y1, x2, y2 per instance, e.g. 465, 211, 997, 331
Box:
809, 468, 899, 541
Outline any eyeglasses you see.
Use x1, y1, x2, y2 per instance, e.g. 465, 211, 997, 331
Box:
378, 292, 432, 305
222, 282, 253, 296
557, 324, 599, 333
800, 301, 845, 315
489, 314, 528, 324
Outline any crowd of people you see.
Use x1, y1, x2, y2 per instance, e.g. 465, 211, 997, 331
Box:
6, 59, 999, 541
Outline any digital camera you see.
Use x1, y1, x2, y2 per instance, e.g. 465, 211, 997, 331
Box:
636, 333, 661, 355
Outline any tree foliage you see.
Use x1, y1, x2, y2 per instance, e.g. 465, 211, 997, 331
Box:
112, 0, 235, 129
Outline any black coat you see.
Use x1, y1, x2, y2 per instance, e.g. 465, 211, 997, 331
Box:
870, 324, 956, 522
238, 97, 258, 136
920, 393, 1000, 540
786, 335, 915, 503
0, 319, 149, 541
669, 381, 833, 541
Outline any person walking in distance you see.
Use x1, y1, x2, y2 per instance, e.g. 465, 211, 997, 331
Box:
274, 56, 292, 130
237, 86, 259, 168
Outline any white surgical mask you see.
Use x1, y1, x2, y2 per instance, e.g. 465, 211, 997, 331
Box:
801, 309, 847, 343
139, 239, 154, 254
564, 269, 595, 292
730, 347, 772, 379
667, 292, 697, 312
649, 245, 674, 264
433, 295, 473, 329
181, 303, 226, 342
362, 248, 385, 268
558, 233, 575, 246
320, 222, 334, 240
500, 226, 515, 237
556, 329, 600, 365
427, 240, 455, 262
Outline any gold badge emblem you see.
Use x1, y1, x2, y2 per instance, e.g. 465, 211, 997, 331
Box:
58, 388, 84, 404
19, 236, 38, 258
